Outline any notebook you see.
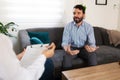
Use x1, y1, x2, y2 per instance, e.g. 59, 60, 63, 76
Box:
20, 44, 49, 68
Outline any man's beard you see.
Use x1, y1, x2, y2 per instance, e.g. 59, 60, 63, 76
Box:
73, 17, 83, 24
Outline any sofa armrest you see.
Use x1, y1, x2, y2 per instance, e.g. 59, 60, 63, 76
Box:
18, 30, 31, 51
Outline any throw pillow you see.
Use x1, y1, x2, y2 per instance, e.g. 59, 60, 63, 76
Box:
107, 30, 120, 46
28, 32, 50, 44
30, 37, 43, 44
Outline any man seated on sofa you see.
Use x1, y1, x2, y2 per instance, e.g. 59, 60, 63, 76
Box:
62, 4, 98, 69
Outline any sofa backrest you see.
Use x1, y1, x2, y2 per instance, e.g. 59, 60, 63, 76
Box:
26, 27, 110, 48
93, 27, 110, 46
26, 27, 64, 49
19, 26, 110, 50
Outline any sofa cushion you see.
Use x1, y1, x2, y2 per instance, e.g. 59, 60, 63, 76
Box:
94, 27, 104, 45
94, 27, 110, 46
30, 37, 43, 44
107, 30, 120, 46
95, 45, 120, 64
18, 30, 31, 51
51, 50, 65, 68
26, 27, 64, 49
28, 32, 50, 44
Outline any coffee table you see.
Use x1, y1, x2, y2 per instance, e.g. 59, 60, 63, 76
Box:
62, 62, 120, 80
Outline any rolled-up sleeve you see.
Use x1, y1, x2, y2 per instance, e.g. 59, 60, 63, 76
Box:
8, 54, 46, 80
61, 24, 71, 47
26, 54, 46, 79
87, 27, 96, 47
16, 54, 46, 80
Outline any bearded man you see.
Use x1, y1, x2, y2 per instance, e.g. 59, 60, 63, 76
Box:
62, 4, 98, 69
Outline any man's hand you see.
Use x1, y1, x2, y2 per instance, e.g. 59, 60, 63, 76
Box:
84, 45, 99, 52
43, 42, 56, 58
68, 49, 80, 55
64, 45, 79, 55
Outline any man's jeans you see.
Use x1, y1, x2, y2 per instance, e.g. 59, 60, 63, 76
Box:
63, 47, 97, 70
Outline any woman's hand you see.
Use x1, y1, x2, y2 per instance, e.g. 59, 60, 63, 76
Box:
43, 42, 56, 58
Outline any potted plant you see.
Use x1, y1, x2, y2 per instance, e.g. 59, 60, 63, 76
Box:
0, 22, 18, 37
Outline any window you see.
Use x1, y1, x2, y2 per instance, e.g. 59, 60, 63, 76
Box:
0, 0, 64, 28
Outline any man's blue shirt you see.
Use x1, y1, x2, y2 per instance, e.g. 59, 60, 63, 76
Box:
62, 21, 96, 48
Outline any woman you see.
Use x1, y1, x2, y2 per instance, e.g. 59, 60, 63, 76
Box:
0, 34, 56, 80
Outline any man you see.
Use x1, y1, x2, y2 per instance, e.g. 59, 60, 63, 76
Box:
62, 4, 98, 69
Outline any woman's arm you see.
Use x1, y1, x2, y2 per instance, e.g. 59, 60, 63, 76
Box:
15, 43, 56, 80
26, 42, 56, 79
17, 49, 26, 60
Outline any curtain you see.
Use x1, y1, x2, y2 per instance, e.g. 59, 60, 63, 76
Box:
0, 0, 64, 28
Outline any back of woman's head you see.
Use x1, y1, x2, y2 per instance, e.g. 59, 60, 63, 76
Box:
0, 33, 13, 49
0, 34, 20, 80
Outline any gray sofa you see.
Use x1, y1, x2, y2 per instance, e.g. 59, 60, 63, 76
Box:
19, 27, 120, 80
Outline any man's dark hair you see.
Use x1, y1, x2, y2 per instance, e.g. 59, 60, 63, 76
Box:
74, 4, 86, 14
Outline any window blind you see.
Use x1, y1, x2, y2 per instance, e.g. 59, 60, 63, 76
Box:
0, 0, 64, 28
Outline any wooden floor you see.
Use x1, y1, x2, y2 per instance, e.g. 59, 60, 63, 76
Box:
62, 62, 120, 80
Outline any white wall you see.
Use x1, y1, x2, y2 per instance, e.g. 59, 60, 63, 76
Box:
77, 0, 120, 30
118, 3, 120, 31
64, 0, 120, 30
63, 0, 75, 24
63, 0, 83, 24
